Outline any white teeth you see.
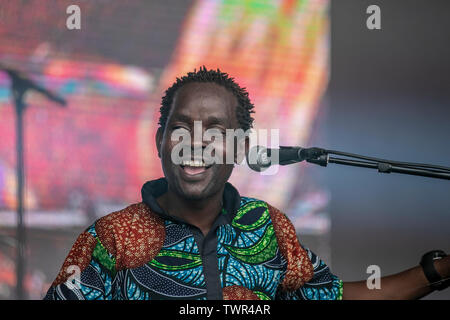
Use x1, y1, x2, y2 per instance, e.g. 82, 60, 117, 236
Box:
182, 160, 205, 167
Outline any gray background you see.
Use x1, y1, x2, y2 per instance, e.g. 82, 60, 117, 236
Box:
320, 0, 450, 299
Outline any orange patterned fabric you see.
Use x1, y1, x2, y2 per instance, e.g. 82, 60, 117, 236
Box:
222, 285, 260, 300
95, 202, 165, 270
267, 203, 314, 291
51, 231, 97, 286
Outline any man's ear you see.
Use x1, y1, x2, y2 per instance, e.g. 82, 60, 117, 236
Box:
156, 127, 163, 158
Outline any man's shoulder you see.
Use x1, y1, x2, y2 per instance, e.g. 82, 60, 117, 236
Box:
90, 202, 165, 269
95, 202, 151, 226
238, 196, 314, 289
94, 202, 164, 233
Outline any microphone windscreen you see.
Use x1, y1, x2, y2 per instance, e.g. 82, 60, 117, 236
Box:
246, 146, 269, 172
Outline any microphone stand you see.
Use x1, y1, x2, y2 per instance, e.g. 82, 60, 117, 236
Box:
305, 148, 450, 180
1, 65, 66, 299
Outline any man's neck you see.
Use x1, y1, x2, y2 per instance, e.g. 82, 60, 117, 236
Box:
157, 187, 224, 236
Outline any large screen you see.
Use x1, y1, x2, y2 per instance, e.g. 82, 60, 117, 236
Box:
0, 0, 330, 233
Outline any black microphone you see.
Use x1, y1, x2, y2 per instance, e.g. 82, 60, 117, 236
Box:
246, 145, 327, 172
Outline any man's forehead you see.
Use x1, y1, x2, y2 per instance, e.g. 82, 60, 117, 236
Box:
169, 82, 238, 123
174, 82, 236, 105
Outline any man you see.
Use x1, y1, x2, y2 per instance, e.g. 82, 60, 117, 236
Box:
44, 67, 449, 300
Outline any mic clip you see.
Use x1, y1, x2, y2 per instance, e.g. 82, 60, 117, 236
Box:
306, 154, 329, 167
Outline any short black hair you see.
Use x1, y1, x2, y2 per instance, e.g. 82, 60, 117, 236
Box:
158, 66, 255, 132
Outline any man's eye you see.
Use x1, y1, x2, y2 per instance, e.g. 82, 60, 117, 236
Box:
172, 126, 190, 132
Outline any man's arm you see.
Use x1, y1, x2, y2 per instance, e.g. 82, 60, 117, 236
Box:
342, 256, 450, 300
43, 223, 116, 300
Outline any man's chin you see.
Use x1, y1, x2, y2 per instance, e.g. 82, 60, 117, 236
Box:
178, 190, 210, 201
175, 181, 212, 200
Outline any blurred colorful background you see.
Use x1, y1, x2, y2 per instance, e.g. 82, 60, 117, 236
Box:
0, 0, 329, 215
0, 0, 331, 299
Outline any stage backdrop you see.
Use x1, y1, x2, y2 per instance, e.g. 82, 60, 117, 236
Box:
0, 0, 330, 228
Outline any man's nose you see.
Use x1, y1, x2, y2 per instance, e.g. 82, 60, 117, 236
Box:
191, 137, 207, 154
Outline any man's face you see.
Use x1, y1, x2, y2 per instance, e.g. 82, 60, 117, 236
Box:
157, 82, 240, 200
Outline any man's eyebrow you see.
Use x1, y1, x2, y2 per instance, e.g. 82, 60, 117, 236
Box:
206, 116, 227, 126
170, 114, 228, 126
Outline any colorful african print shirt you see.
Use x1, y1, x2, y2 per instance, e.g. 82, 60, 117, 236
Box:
44, 178, 343, 300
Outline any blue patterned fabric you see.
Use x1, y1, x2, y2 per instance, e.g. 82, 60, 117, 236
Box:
276, 247, 343, 300
44, 196, 342, 300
